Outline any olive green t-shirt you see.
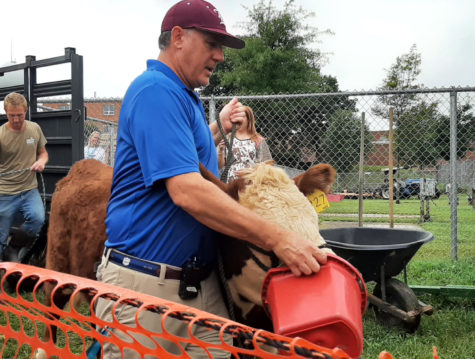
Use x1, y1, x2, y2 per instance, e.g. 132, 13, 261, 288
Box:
0, 121, 47, 195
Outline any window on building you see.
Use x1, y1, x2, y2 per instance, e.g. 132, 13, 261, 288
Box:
103, 104, 115, 116
59, 104, 71, 110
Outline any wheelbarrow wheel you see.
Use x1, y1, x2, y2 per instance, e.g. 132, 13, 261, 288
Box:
381, 188, 390, 199
373, 278, 421, 333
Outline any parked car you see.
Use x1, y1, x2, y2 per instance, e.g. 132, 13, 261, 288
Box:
377, 168, 441, 200
378, 178, 441, 200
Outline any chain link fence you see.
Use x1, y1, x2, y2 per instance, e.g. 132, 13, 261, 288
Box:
35, 88, 474, 198
35, 99, 119, 166
33, 88, 473, 259
203, 88, 475, 200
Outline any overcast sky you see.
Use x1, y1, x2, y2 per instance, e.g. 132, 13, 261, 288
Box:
1, 0, 474, 98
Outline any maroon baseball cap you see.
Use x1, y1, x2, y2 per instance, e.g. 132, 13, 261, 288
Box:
161, 0, 245, 49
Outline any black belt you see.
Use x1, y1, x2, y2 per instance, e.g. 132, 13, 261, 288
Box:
106, 249, 182, 280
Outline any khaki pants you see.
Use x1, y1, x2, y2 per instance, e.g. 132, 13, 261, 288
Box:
95, 257, 231, 358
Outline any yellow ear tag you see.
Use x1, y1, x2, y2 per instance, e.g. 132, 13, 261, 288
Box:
307, 189, 330, 213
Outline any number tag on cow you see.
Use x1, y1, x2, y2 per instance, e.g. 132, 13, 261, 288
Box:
307, 189, 330, 213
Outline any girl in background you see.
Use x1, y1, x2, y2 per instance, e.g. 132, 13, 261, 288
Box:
218, 106, 273, 182
84, 131, 106, 163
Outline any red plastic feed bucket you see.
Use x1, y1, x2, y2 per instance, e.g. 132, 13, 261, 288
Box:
261, 254, 367, 359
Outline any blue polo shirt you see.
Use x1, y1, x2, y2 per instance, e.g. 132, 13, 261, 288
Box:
105, 60, 219, 267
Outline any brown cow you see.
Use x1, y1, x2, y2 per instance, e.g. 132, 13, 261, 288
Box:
38, 159, 112, 353
46, 159, 112, 279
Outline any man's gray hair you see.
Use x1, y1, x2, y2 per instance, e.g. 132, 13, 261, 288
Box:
158, 31, 172, 50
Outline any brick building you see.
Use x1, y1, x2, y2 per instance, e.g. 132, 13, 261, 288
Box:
40, 97, 122, 123
39, 98, 121, 165
367, 130, 395, 167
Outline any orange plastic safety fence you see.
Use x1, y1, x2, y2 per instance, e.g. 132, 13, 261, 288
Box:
378, 352, 394, 359
0, 262, 355, 358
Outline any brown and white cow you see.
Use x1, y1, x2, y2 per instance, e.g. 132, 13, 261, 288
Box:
199, 162, 336, 329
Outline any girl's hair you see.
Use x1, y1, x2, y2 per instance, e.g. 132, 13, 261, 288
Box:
88, 131, 101, 144
225, 105, 264, 146
243, 106, 264, 146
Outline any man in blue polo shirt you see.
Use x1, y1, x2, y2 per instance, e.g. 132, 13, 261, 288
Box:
95, 0, 328, 357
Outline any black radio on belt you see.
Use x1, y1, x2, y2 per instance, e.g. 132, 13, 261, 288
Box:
179, 257, 201, 300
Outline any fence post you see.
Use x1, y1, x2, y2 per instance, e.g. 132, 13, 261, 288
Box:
472, 187, 475, 210
358, 112, 365, 227
108, 125, 115, 167
388, 108, 394, 229
449, 91, 458, 261
209, 95, 216, 124
25, 55, 36, 120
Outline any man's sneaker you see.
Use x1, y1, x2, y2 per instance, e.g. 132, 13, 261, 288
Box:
2, 246, 20, 263
17, 246, 31, 263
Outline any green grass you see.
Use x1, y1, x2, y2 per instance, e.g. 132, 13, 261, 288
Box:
322, 194, 475, 358
362, 295, 475, 359
0, 297, 95, 359
1, 195, 473, 358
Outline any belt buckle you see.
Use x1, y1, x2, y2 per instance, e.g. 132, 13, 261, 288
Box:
122, 256, 131, 266
157, 263, 167, 285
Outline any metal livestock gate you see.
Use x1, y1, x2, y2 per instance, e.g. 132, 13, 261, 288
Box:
0, 47, 85, 264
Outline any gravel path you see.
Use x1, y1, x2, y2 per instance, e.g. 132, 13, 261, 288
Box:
320, 213, 419, 218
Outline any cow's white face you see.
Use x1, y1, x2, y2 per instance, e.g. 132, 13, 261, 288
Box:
223, 164, 333, 321
239, 164, 327, 247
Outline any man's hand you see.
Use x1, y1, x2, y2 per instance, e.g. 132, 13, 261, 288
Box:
30, 160, 46, 172
219, 97, 246, 134
31, 148, 48, 172
271, 230, 328, 277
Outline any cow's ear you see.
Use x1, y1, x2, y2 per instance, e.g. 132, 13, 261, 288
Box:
198, 161, 241, 201
294, 163, 337, 196
317, 164, 337, 195
225, 179, 243, 201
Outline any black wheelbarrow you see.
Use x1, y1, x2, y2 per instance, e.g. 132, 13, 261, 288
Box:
320, 227, 435, 333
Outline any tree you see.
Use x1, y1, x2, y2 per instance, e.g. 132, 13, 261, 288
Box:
372, 44, 422, 120
395, 101, 441, 168
201, 0, 358, 169
320, 109, 373, 174
373, 45, 475, 170
435, 103, 475, 161
202, 0, 336, 95
395, 102, 474, 168
371, 44, 443, 187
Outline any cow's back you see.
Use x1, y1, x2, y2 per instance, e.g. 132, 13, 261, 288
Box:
46, 159, 112, 279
